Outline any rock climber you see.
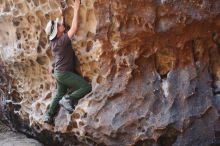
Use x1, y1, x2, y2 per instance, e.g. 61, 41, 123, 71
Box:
43, 0, 91, 124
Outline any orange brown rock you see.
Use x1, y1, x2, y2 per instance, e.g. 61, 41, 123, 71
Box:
0, 0, 220, 146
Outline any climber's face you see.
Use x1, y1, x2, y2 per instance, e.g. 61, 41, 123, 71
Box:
57, 22, 65, 33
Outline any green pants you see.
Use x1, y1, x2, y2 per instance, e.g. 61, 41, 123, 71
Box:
47, 70, 91, 117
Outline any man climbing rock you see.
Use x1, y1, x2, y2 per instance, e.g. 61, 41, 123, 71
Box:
43, 0, 91, 125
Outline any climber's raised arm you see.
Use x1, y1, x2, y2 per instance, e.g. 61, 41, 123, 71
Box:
68, 0, 80, 39
59, 6, 65, 26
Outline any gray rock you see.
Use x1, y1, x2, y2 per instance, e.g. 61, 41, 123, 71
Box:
0, 123, 43, 146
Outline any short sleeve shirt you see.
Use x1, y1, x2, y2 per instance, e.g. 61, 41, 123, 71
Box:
50, 33, 75, 72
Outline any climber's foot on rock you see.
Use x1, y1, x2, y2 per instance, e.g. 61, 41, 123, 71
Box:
59, 97, 74, 113
43, 114, 54, 125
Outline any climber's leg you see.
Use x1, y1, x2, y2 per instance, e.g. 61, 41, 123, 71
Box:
58, 71, 92, 112
44, 72, 68, 124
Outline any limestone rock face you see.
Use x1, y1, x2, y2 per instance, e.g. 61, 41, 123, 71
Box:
1, 0, 220, 146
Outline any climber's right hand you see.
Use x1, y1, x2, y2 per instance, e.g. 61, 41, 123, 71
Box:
73, 0, 80, 11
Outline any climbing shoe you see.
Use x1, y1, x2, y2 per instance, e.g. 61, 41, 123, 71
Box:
43, 114, 54, 125
59, 97, 74, 113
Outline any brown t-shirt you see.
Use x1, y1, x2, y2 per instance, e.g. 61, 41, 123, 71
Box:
50, 33, 75, 72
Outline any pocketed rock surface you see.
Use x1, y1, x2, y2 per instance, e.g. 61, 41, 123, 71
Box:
1, 0, 220, 146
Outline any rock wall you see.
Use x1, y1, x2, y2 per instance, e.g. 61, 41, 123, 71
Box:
0, 121, 43, 146
1, 0, 220, 146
